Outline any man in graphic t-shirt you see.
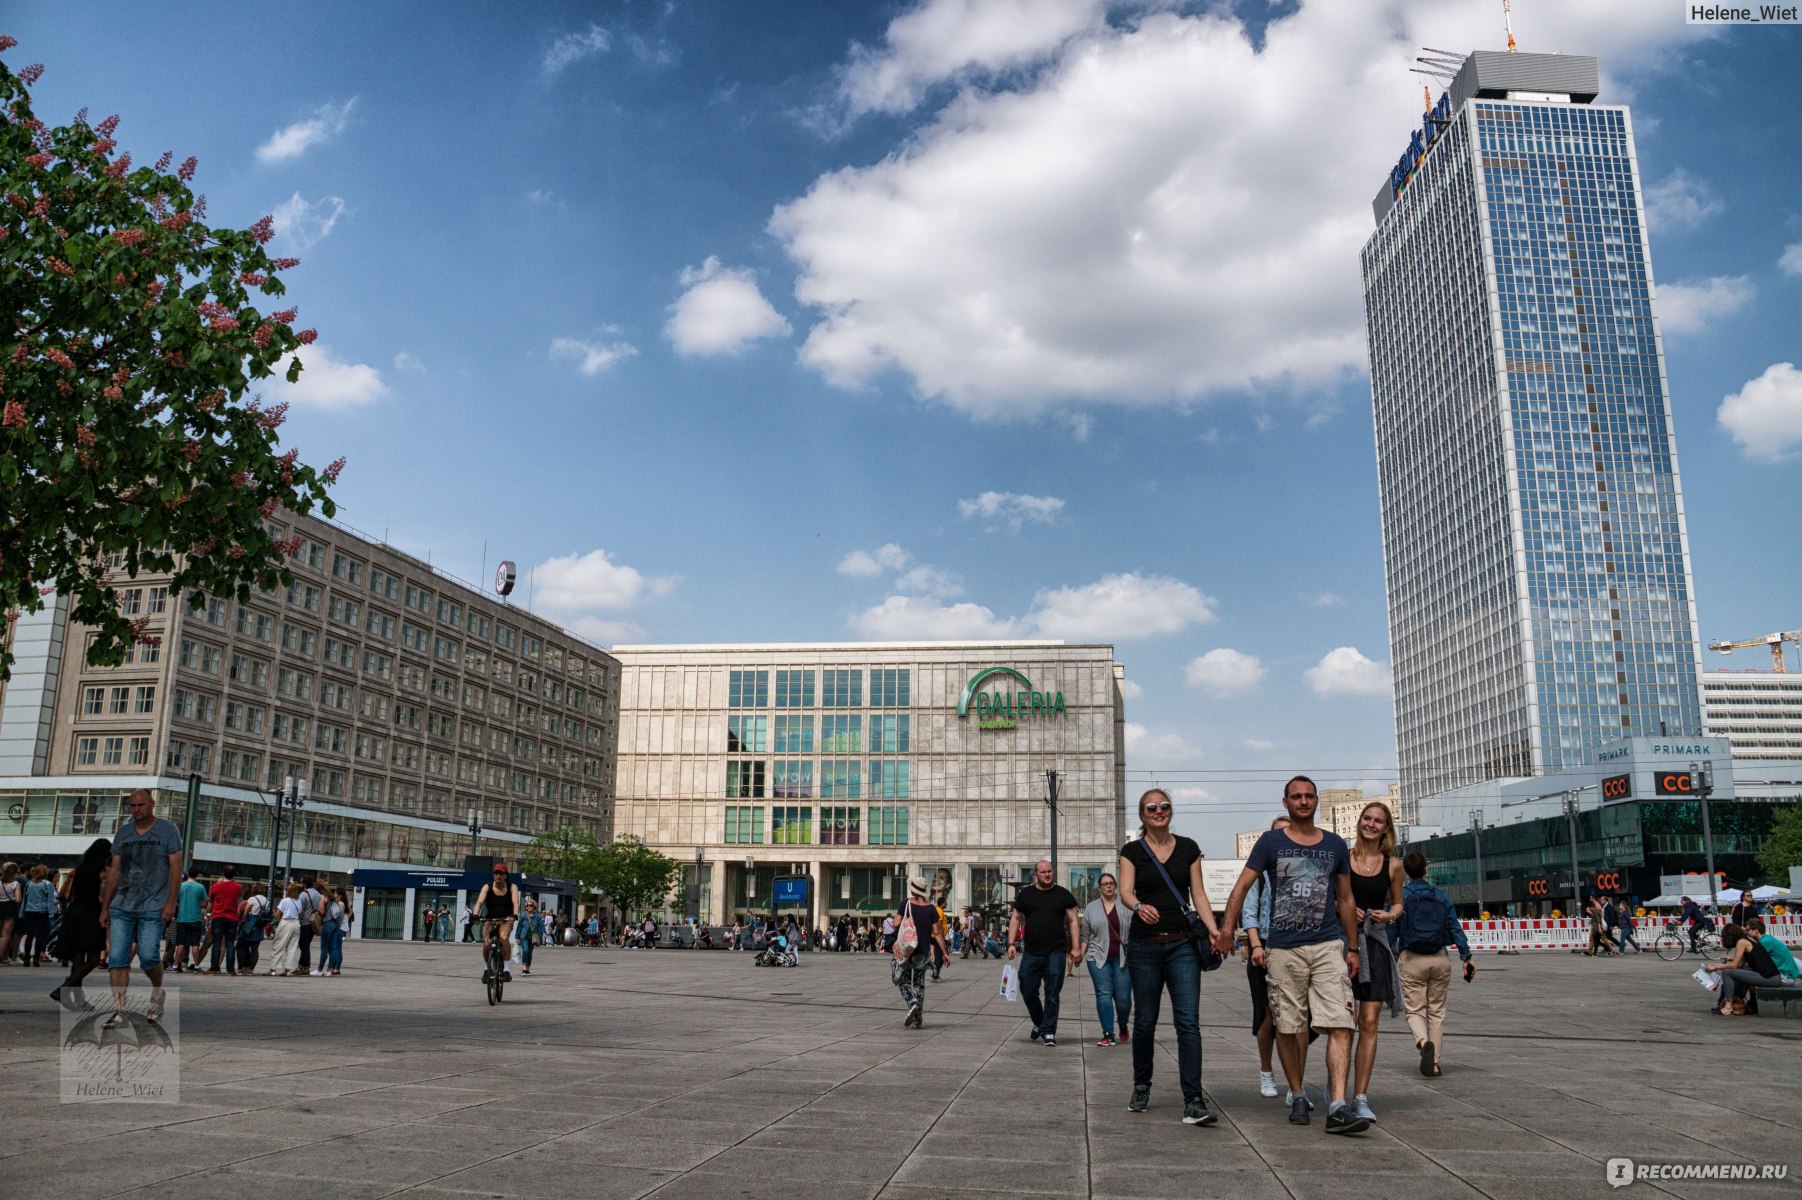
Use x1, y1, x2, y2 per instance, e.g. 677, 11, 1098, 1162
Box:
1221, 775, 1366, 1135
1007, 860, 1081, 1047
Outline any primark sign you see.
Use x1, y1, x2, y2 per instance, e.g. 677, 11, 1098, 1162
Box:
1588, 738, 1735, 801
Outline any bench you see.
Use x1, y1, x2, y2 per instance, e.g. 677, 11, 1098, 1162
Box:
1755, 985, 1802, 1018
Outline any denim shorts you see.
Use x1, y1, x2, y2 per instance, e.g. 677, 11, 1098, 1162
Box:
107, 907, 168, 970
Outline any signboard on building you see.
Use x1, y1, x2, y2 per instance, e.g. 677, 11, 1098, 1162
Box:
1601, 773, 1632, 800
772, 876, 809, 906
956, 667, 1067, 731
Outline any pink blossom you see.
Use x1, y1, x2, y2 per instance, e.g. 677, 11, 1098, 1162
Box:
146, 280, 165, 297
103, 384, 122, 400
25, 151, 51, 169
208, 316, 239, 332
192, 537, 215, 556
322, 456, 347, 483
258, 402, 289, 432
249, 214, 274, 244
177, 156, 197, 182
153, 151, 173, 173
113, 229, 147, 246
297, 329, 318, 345
75, 425, 96, 447
251, 324, 273, 348
19, 64, 43, 84
104, 153, 131, 179
1, 400, 24, 428
90, 137, 117, 155
97, 114, 120, 137
227, 545, 246, 560
47, 258, 73, 278
277, 448, 300, 468
269, 308, 297, 324
0, 37, 17, 52
45, 348, 73, 367
238, 271, 267, 286
260, 497, 279, 517
269, 257, 300, 270
231, 470, 251, 488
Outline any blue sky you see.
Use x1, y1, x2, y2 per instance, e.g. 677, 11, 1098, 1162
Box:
12, 2, 1800, 855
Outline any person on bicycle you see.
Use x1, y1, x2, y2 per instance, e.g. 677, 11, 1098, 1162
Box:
472, 863, 518, 982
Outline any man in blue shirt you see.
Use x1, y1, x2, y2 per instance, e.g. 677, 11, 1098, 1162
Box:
99, 789, 184, 1026
1221, 776, 1365, 1135
171, 868, 208, 973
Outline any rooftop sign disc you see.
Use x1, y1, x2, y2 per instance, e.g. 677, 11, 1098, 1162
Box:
957, 666, 1066, 731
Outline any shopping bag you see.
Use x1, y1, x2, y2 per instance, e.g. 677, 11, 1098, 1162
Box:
999, 962, 1020, 1002
1692, 966, 1719, 991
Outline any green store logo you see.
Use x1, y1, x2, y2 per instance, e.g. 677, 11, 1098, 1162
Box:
957, 667, 1066, 731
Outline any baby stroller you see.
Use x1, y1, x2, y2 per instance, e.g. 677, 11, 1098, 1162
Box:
754, 933, 799, 968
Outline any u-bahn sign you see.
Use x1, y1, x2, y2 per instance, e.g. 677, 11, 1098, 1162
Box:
957, 667, 1066, 731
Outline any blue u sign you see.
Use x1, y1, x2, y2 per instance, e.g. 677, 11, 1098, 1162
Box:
773, 878, 809, 905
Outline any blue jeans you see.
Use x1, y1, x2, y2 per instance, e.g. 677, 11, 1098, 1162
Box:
209, 918, 239, 973
321, 927, 344, 970
1128, 938, 1202, 1102
520, 936, 534, 969
106, 907, 167, 971
1017, 952, 1069, 1036
1087, 957, 1132, 1038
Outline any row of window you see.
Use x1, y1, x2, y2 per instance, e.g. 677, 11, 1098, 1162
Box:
723, 805, 909, 846
726, 715, 909, 754
725, 759, 910, 800
728, 669, 911, 709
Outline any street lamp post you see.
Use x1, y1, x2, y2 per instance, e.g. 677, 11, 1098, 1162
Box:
1468, 810, 1485, 917
283, 777, 306, 887
467, 806, 483, 863
1044, 769, 1061, 881
1562, 791, 1584, 922
1690, 761, 1719, 915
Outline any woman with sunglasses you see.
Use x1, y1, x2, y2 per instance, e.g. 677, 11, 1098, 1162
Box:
1118, 787, 1223, 1126
471, 863, 518, 983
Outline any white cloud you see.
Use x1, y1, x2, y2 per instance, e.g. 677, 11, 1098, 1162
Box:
837, 543, 912, 577
1305, 646, 1392, 697
543, 24, 611, 76
1657, 275, 1753, 335
1780, 243, 1802, 277
850, 595, 1019, 639
550, 336, 637, 377
773, 2, 1700, 419
1643, 168, 1723, 231
837, 0, 1108, 117
958, 491, 1065, 531
665, 257, 791, 356
392, 351, 424, 372
1717, 362, 1802, 462
1124, 722, 1202, 769
271, 192, 345, 250
1028, 573, 1215, 641
1185, 648, 1266, 697
895, 564, 964, 597
1243, 738, 1276, 753
283, 345, 387, 410
1303, 591, 1343, 607
1119, 678, 1143, 700
529, 549, 677, 646
255, 99, 356, 164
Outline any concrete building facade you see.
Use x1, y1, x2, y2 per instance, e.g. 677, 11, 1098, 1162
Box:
611, 642, 1126, 925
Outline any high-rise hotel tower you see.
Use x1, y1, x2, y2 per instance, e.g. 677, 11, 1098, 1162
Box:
1361, 52, 1706, 822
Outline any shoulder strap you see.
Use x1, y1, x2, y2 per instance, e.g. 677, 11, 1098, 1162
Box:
1138, 838, 1195, 916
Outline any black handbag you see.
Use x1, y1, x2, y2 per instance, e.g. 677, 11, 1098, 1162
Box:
1138, 838, 1223, 971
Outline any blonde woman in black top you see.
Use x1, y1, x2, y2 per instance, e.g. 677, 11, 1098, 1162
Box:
1347, 802, 1404, 1124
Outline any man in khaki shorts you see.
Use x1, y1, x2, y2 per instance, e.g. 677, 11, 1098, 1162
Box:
1220, 775, 1367, 1135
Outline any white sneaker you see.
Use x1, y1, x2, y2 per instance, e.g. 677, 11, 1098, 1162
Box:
1259, 1071, 1279, 1098
309, 969, 322, 977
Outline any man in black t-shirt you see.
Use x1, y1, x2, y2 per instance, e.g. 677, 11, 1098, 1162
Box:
1007, 861, 1081, 1047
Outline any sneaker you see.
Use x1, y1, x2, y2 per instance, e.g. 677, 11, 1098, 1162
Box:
906, 1003, 922, 1028
1350, 1095, 1377, 1123
1289, 1094, 1311, 1125
502, 970, 512, 982
1182, 1100, 1217, 1126
522, 967, 530, 975
1127, 1085, 1150, 1113
1259, 1071, 1279, 1098
1285, 1087, 1315, 1111
310, 968, 323, 977
1325, 1104, 1370, 1136
1042, 1033, 1056, 1047
1418, 1040, 1436, 1077
482, 968, 492, 983
1029, 1027, 1042, 1043
1097, 1034, 1116, 1047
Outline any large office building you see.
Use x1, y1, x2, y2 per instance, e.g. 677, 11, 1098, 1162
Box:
1705, 670, 1802, 762
1362, 50, 1706, 827
0, 511, 620, 938
611, 642, 1127, 926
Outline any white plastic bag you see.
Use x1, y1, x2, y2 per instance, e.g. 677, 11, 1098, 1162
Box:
1692, 966, 1719, 991
1000, 962, 1020, 1002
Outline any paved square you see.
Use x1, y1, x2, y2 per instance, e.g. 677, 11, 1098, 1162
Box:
1, 942, 1796, 1198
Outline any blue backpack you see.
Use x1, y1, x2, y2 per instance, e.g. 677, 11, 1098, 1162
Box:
1402, 886, 1449, 955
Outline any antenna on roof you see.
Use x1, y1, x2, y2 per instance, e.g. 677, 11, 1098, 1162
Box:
1411, 48, 1463, 88
1503, 0, 1517, 52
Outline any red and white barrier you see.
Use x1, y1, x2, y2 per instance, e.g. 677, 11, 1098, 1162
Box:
1454, 914, 1802, 952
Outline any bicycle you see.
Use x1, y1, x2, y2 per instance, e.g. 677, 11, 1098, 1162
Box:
482, 919, 510, 1004
1653, 918, 1721, 961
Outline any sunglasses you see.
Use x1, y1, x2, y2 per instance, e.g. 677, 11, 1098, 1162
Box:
1144, 803, 1172, 813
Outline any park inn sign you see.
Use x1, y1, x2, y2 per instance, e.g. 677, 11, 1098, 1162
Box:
956, 667, 1067, 731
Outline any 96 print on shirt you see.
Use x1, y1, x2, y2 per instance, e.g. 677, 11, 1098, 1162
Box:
1606, 1158, 1789, 1187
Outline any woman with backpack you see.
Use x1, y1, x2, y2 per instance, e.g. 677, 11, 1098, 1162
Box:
236, 884, 270, 973
1396, 851, 1474, 1077
893, 877, 949, 1028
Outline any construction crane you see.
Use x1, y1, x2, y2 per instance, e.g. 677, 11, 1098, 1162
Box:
1707, 630, 1801, 673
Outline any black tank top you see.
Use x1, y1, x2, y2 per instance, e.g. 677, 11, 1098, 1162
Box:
486, 883, 515, 919
1349, 855, 1391, 911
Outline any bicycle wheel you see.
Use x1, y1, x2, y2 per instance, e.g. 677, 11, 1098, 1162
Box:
1654, 932, 1685, 961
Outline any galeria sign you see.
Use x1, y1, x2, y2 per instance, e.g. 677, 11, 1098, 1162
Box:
957, 667, 1066, 731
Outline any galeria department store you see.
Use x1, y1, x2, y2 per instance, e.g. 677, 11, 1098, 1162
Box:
610, 643, 1128, 926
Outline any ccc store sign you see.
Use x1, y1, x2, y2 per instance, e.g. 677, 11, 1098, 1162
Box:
1594, 871, 1623, 892
1656, 771, 1698, 796
1602, 774, 1632, 800
1526, 878, 1550, 897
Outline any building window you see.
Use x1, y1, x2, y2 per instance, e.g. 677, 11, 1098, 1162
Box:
820, 715, 861, 753
99, 736, 125, 766
331, 551, 364, 584
726, 759, 766, 799
82, 687, 105, 716
869, 806, 909, 846
869, 760, 910, 798
820, 759, 862, 799
495, 624, 516, 651
404, 583, 433, 614
870, 668, 910, 708
368, 567, 399, 601
872, 714, 910, 753
771, 806, 813, 845
401, 622, 429, 652
773, 760, 813, 798
521, 634, 541, 660
820, 806, 861, 846
724, 806, 765, 844
727, 715, 767, 753
395, 703, 423, 731
728, 670, 768, 708
466, 611, 490, 638
365, 609, 395, 641
164, 740, 187, 770
146, 586, 168, 614
433, 636, 461, 665
276, 668, 314, 701
322, 636, 357, 671
774, 715, 814, 754
328, 595, 361, 627
361, 651, 393, 681
128, 736, 150, 766
399, 663, 426, 692
821, 669, 862, 708
76, 736, 99, 766
280, 624, 317, 658
775, 669, 815, 708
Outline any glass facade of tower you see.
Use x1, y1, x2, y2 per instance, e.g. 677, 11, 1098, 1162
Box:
1363, 78, 1705, 814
